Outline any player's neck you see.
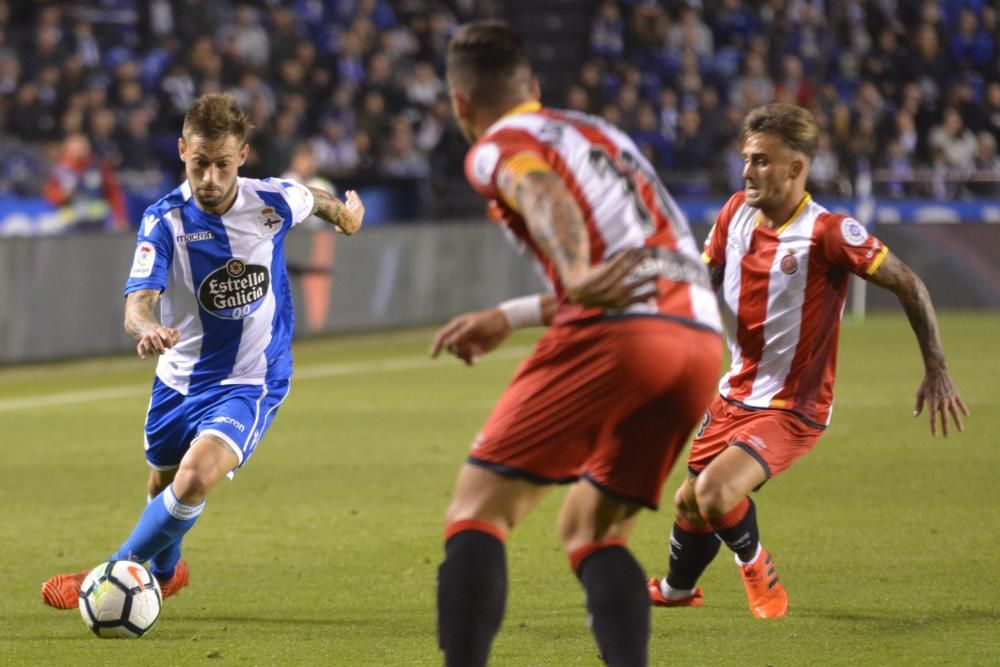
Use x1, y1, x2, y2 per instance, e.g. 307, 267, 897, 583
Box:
758, 192, 809, 229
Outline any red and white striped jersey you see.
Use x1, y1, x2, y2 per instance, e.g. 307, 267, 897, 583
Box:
464, 103, 721, 333
704, 191, 889, 426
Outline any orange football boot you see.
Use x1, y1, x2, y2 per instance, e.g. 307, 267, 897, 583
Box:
42, 559, 190, 609
647, 578, 704, 607
737, 547, 787, 618
156, 559, 190, 600
40, 569, 89, 609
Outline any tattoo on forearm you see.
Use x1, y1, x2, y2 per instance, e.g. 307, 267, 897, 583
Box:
310, 188, 351, 232
124, 290, 161, 342
517, 172, 589, 280
897, 275, 946, 370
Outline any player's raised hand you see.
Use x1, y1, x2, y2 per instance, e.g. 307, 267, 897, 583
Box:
430, 308, 512, 366
913, 367, 969, 437
564, 248, 659, 309
336, 190, 365, 235
136, 326, 181, 360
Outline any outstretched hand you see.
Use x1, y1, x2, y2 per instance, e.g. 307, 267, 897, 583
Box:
336, 190, 365, 235
564, 248, 659, 309
913, 367, 969, 437
430, 308, 512, 366
136, 326, 181, 360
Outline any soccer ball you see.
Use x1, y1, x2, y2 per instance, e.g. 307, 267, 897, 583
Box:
78, 560, 162, 638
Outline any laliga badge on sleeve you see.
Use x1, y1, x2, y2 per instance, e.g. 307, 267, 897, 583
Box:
471, 142, 501, 187
840, 218, 869, 246
130, 242, 156, 278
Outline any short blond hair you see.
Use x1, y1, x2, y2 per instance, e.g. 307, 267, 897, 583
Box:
182, 93, 253, 143
740, 103, 818, 158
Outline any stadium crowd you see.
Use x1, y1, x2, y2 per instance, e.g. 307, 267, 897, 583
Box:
578, 0, 1000, 198
0, 1, 999, 231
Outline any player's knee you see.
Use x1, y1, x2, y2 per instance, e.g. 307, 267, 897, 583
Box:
693, 473, 740, 519
444, 497, 513, 535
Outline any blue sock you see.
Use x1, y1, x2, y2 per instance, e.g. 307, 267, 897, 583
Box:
111, 484, 203, 568
142, 493, 184, 581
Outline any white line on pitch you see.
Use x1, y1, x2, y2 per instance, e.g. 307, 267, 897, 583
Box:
0, 346, 531, 413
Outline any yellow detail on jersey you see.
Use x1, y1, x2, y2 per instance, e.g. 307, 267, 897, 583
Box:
497, 152, 552, 212
866, 244, 890, 275
770, 399, 787, 408
774, 193, 813, 235
502, 100, 543, 118
702, 251, 713, 265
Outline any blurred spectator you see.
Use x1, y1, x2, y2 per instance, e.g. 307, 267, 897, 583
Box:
949, 8, 994, 73
381, 117, 429, 178
929, 107, 978, 170
630, 102, 672, 170
590, 1, 625, 60
43, 132, 127, 232
311, 115, 361, 179
731, 51, 774, 111
970, 131, 1000, 196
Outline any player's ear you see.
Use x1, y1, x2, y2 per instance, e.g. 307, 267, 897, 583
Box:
530, 77, 541, 100
239, 142, 249, 166
789, 156, 805, 180
177, 137, 186, 161
451, 89, 471, 122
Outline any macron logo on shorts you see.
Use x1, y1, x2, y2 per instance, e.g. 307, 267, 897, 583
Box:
211, 415, 246, 433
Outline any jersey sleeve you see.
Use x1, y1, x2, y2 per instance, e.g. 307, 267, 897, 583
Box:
464, 130, 550, 213
123, 210, 174, 296
277, 178, 316, 227
819, 213, 889, 276
703, 191, 744, 267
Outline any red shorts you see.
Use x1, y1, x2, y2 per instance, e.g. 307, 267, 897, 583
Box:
687, 395, 825, 481
468, 317, 722, 509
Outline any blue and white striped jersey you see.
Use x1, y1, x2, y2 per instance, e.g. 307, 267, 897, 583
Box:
124, 177, 315, 395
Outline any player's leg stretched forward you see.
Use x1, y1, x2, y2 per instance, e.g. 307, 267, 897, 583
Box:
41, 436, 234, 609
651, 445, 787, 619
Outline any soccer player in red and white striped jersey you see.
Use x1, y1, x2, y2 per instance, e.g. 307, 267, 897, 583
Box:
430, 20, 722, 667
648, 103, 969, 619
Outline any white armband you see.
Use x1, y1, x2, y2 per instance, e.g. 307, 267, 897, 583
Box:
498, 295, 544, 329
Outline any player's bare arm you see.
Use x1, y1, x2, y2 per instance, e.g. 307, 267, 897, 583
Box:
511, 169, 656, 308
430, 294, 558, 366
708, 263, 725, 292
124, 289, 181, 360
308, 187, 365, 236
866, 251, 969, 436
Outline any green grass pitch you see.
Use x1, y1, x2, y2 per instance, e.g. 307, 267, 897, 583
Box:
1, 312, 998, 665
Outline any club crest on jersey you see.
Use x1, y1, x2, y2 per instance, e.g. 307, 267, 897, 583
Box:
780, 249, 798, 275
841, 218, 868, 246
129, 241, 156, 278
258, 206, 284, 235
197, 259, 270, 320
471, 142, 500, 187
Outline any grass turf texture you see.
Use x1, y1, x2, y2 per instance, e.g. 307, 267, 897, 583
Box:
1, 312, 998, 666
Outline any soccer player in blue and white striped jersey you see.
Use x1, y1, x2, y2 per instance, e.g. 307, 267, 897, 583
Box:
41, 93, 365, 609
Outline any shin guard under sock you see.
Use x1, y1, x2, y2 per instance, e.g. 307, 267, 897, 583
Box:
707, 497, 759, 563
437, 520, 507, 667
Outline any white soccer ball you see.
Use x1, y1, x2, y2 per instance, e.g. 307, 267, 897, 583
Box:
78, 560, 162, 638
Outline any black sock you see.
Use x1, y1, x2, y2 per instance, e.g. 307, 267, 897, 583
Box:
664, 520, 721, 590
437, 529, 507, 667
708, 497, 759, 563
576, 544, 649, 667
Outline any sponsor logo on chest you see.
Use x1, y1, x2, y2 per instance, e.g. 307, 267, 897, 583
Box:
197, 258, 270, 320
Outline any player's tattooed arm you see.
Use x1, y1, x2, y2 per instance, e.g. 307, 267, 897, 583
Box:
513, 170, 656, 308
866, 251, 969, 436
308, 187, 365, 235
124, 289, 181, 360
